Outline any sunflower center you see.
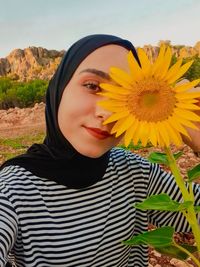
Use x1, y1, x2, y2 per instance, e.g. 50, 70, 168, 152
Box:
127, 78, 176, 122
141, 92, 158, 107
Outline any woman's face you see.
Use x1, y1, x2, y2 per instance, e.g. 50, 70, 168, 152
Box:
58, 45, 130, 158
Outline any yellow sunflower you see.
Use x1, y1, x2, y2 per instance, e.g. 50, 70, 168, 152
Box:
98, 45, 200, 147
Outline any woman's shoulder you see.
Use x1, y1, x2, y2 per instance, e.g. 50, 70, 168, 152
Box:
1, 165, 26, 186
1, 164, 29, 178
0, 164, 43, 189
106, 147, 153, 187
1, 165, 24, 179
109, 147, 151, 170
110, 147, 150, 163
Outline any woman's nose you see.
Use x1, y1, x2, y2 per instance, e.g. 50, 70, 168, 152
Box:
95, 102, 112, 120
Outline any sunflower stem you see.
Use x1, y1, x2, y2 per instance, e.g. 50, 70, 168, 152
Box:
164, 146, 200, 256
164, 146, 190, 200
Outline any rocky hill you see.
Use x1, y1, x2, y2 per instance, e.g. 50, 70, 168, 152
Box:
0, 41, 200, 81
143, 41, 200, 59
0, 47, 65, 81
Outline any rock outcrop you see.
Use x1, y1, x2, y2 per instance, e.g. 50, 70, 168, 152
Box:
143, 41, 200, 59
0, 102, 45, 128
0, 47, 65, 81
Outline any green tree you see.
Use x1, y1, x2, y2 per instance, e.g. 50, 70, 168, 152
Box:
0, 77, 15, 108
0, 77, 48, 109
16, 80, 48, 107
182, 56, 200, 81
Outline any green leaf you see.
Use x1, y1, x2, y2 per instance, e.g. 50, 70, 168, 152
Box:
156, 244, 197, 260
173, 151, 183, 160
123, 226, 174, 248
148, 152, 169, 165
148, 151, 183, 166
119, 140, 152, 150
194, 206, 200, 213
187, 164, 200, 182
135, 194, 193, 212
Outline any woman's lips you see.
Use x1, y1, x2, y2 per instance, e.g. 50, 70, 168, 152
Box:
84, 127, 112, 140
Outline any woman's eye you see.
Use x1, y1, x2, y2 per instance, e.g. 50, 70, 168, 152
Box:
84, 82, 101, 92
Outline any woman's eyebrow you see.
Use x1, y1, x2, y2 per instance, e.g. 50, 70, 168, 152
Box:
79, 68, 111, 80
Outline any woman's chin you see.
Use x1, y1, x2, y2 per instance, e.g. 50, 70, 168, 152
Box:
75, 146, 109, 158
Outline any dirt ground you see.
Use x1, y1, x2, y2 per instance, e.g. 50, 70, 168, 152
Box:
0, 102, 46, 138
0, 103, 200, 266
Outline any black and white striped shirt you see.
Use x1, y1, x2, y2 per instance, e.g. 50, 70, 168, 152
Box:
0, 148, 200, 267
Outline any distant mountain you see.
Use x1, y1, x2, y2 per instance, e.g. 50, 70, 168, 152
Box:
0, 41, 200, 81
0, 47, 65, 81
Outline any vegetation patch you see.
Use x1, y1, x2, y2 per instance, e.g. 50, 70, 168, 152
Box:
0, 133, 45, 163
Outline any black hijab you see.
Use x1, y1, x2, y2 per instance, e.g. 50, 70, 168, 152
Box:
0, 34, 139, 188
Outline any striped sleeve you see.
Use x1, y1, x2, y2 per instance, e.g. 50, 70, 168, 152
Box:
0, 187, 18, 267
147, 163, 200, 232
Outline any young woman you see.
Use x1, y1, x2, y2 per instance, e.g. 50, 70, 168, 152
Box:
0, 34, 200, 267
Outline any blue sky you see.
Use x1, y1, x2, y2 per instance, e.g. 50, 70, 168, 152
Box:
0, 0, 199, 58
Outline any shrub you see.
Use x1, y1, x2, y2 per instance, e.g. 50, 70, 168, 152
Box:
0, 78, 48, 109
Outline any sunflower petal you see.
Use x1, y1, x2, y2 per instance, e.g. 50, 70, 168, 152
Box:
100, 83, 131, 95
182, 99, 199, 104
174, 115, 199, 130
132, 122, 142, 145
137, 48, 151, 75
115, 115, 135, 137
149, 123, 158, 147
163, 121, 183, 146
103, 111, 129, 124
156, 127, 165, 147
168, 116, 190, 138
127, 51, 143, 80
109, 72, 133, 89
158, 47, 172, 78
98, 92, 127, 100
168, 60, 194, 84
124, 118, 139, 147
175, 102, 200, 110
98, 101, 127, 112
136, 121, 149, 147
174, 108, 200, 122
111, 118, 125, 134
176, 92, 200, 100
165, 59, 182, 81
98, 99, 127, 109
152, 45, 166, 74
110, 67, 133, 84
174, 79, 200, 93
157, 121, 170, 147
98, 92, 127, 101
